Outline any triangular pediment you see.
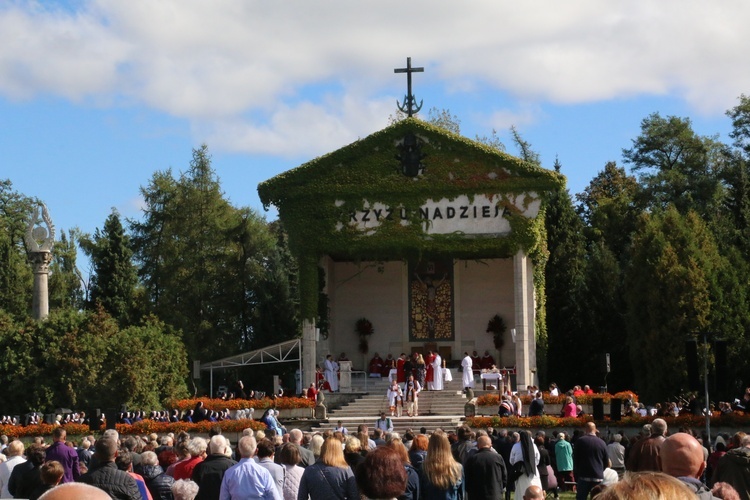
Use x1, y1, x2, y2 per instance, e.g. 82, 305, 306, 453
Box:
259, 118, 562, 208
258, 118, 563, 260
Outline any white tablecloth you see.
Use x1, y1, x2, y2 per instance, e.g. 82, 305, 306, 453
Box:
480, 372, 502, 381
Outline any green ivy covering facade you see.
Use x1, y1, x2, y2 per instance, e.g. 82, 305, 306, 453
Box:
258, 118, 564, 322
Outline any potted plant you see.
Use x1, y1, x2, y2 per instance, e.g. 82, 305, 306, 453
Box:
486, 314, 506, 352
355, 318, 374, 354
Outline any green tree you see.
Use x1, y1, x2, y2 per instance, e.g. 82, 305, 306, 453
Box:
81, 210, 138, 325
545, 160, 590, 388
625, 207, 723, 402
576, 162, 640, 259
48, 229, 84, 311
622, 113, 727, 218
0, 306, 188, 413
130, 145, 295, 366
0, 180, 34, 318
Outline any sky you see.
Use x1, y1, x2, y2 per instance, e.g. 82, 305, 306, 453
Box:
3, 0, 750, 257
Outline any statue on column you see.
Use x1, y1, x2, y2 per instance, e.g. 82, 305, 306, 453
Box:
24, 203, 55, 320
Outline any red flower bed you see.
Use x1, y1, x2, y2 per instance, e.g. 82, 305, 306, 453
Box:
0, 419, 266, 439
167, 397, 313, 412
475, 391, 638, 407
467, 411, 745, 429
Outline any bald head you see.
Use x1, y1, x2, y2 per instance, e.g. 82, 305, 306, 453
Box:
38, 483, 111, 500
476, 435, 492, 449
661, 432, 705, 478
523, 485, 544, 499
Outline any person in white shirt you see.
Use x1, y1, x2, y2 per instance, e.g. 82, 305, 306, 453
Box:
0, 440, 26, 497
387, 380, 403, 417
403, 375, 421, 417
324, 355, 339, 392
461, 352, 474, 389
374, 412, 394, 433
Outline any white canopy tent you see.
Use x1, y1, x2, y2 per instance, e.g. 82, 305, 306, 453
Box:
200, 338, 302, 397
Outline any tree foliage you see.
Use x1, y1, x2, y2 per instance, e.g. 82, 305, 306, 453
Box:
622, 113, 727, 217
0, 180, 34, 318
625, 207, 723, 402
130, 145, 298, 365
80, 210, 138, 325
544, 159, 588, 389
0, 307, 188, 413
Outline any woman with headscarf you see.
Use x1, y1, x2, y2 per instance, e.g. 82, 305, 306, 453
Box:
509, 431, 542, 500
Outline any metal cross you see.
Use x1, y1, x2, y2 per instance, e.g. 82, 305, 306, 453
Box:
394, 57, 424, 117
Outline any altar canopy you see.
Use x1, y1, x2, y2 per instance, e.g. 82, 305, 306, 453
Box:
258, 118, 564, 390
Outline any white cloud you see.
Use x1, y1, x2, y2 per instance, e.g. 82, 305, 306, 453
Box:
2, 0, 749, 155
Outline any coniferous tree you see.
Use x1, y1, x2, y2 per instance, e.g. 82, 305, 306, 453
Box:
81, 210, 138, 325
545, 160, 589, 389
625, 207, 723, 402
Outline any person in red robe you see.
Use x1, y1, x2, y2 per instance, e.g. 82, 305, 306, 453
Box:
425, 351, 435, 390
306, 383, 318, 400
471, 351, 482, 375
396, 354, 406, 383
480, 350, 496, 370
369, 353, 384, 377
316, 367, 331, 391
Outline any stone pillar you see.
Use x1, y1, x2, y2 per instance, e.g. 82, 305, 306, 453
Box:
25, 203, 55, 321
302, 319, 317, 390
513, 251, 536, 390
30, 251, 52, 320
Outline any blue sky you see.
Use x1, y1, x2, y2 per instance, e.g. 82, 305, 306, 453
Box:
2, 0, 748, 271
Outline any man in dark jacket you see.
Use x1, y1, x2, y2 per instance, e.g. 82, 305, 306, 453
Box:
573, 422, 608, 500
713, 434, 750, 500
140, 450, 174, 500
465, 435, 507, 500
193, 435, 237, 500
79, 436, 140, 500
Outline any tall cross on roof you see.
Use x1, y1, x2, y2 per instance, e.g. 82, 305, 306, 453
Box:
394, 57, 424, 117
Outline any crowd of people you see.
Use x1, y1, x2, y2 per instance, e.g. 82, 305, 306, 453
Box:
1, 414, 749, 499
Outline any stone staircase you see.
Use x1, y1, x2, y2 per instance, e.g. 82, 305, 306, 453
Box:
312, 375, 468, 434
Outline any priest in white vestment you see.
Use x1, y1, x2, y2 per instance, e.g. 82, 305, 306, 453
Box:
324, 355, 339, 391
432, 353, 444, 391
461, 352, 474, 389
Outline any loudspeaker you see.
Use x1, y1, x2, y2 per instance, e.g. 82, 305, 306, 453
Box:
592, 398, 604, 421
610, 398, 622, 421
44, 413, 56, 425
89, 409, 102, 432
105, 409, 117, 430
685, 340, 700, 391
715, 340, 728, 397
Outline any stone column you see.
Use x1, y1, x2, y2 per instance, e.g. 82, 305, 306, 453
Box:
513, 250, 536, 390
30, 251, 52, 320
25, 203, 55, 321
302, 319, 317, 390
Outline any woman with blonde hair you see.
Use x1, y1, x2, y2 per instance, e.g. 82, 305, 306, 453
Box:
594, 471, 695, 499
298, 437, 358, 500
421, 432, 463, 500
